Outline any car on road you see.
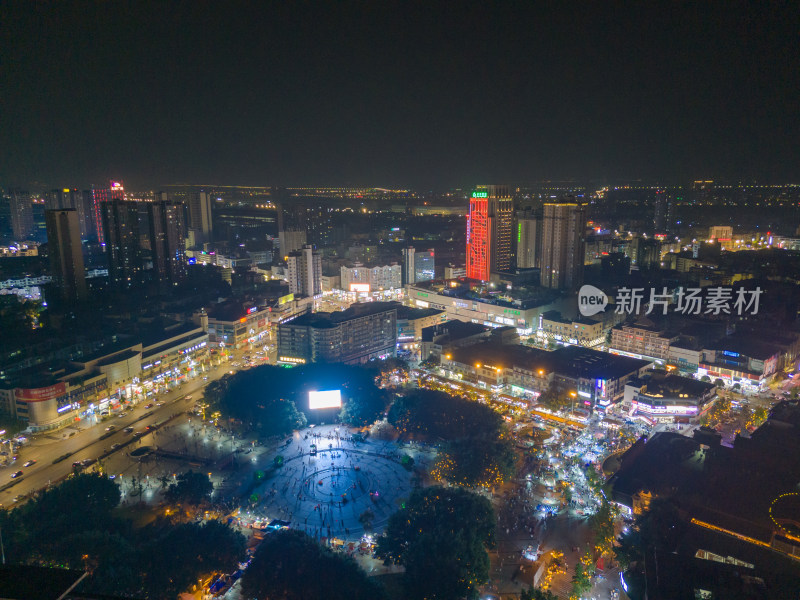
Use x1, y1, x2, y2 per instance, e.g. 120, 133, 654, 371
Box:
134, 430, 145, 437
105, 425, 116, 431
203, 376, 208, 380
12, 495, 21, 502
123, 427, 134, 433
81, 458, 96, 467
111, 443, 122, 450
118, 412, 127, 417
10, 470, 23, 478
156, 401, 164, 406
144, 403, 154, 409
184, 395, 193, 401
22, 460, 35, 467
100, 410, 110, 416
145, 425, 155, 431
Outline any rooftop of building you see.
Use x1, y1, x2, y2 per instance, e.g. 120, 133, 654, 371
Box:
629, 371, 716, 398
408, 278, 558, 310
95, 348, 140, 367
541, 310, 601, 326
449, 342, 651, 379
421, 320, 491, 343
610, 412, 800, 546
395, 305, 445, 321
206, 300, 261, 322
708, 335, 782, 360
551, 345, 653, 379
285, 301, 399, 328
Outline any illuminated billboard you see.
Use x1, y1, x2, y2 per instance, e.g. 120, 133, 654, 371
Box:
350, 283, 370, 293
309, 390, 342, 410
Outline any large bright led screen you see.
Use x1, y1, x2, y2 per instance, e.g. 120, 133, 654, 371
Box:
309, 390, 342, 410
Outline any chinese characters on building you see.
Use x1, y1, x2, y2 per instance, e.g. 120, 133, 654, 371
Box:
615, 286, 763, 316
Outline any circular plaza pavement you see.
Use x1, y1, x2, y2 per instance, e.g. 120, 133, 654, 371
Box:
253, 424, 416, 541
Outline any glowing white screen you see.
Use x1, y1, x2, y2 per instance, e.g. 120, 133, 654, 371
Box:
309, 389, 342, 410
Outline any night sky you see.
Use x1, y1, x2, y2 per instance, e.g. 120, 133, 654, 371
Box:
2, 2, 798, 188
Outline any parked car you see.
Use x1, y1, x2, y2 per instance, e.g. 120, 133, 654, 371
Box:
123, 427, 134, 434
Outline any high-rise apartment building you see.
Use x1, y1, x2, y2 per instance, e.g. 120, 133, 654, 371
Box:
102, 199, 144, 289
46, 188, 93, 239
148, 201, 186, 287
92, 181, 125, 244
9, 189, 34, 240
278, 229, 307, 255
187, 191, 213, 245
45, 209, 87, 302
466, 185, 513, 280
286, 244, 321, 296
277, 200, 334, 248
515, 209, 542, 269
415, 248, 435, 281
402, 246, 416, 285
539, 202, 585, 290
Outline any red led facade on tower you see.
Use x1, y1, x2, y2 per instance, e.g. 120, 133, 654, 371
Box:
92, 180, 124, 244
466, 191, 491, 280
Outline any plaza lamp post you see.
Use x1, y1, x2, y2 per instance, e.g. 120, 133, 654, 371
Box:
570, 391, 577, 417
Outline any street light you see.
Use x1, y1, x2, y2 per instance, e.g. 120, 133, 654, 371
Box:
570, 391, 577, 416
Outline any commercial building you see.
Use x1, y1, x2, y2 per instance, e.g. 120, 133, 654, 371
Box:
466, 185, 513, 280
699, 339, 780, 389
420, 320, 495, 361
406, 279, 559, 335
147, 201, 187, 287
286, 244, 321, 297
537, 311, 606, 348
622, 372, 717, 424
610, 321, 679, 362
340, 262, 402, 292
0, 323, 209, 431
539, 202, 585, 290
440, 342, 651, 408
102, 199, 144, 289
395, 305, 446, 355
277, 302, 397, 365
202, 301, 272, 348
44, 209, 87, 302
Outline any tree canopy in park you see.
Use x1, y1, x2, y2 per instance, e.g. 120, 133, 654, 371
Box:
388, 389, 503, 440
0, 473, 246, 599
205, 363, 393, 435
389, 389, 516, 486
241, 529, 383, 600
165, 469, 214, 505
377, 486, 496, 600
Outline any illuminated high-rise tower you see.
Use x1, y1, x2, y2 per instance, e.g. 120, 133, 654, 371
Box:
466, 185, 513, 281
92, 180, 125, 244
